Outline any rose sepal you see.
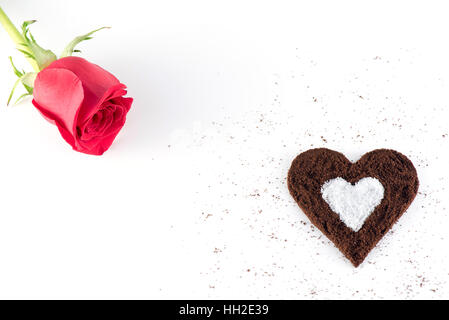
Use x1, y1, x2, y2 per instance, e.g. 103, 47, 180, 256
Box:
61, 27, 110, 57
7, 56, 36, 105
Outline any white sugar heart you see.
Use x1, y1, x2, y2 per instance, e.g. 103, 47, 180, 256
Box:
321, 177, 384, 232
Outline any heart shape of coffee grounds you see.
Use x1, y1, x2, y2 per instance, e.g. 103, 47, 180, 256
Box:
287, 148, 419, 267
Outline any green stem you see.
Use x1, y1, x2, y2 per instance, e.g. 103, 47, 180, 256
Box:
0, 6, 39, 72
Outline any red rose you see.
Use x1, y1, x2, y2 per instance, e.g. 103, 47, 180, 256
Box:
32, 57, 133, 155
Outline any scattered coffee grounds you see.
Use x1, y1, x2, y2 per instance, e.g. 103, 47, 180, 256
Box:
287, 148, 419, 267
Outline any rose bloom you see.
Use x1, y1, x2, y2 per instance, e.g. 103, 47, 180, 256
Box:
32, 57, 133, 155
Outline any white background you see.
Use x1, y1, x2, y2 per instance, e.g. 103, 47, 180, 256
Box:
0, 0, 448, 299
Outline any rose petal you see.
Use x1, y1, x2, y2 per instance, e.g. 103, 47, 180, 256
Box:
112, 96, 133, 112
45, 57, 125, 124
32, 68, 84, 140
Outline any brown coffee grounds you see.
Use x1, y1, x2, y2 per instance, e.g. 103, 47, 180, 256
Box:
287, 148, 419, 267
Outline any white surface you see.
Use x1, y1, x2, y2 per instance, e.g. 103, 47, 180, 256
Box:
0, 0, 448, 299
321, 177, 384, 232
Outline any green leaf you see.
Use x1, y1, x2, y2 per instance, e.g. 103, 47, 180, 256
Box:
60, 27, 110, 58
20, 20, 57, 70
9, 57, 24, 78
14, 92, 32, 105
23, 83, 34, 95
6, 72, 37, 106
17, 49, 36, 60
21, 20, 37, 31
7, 77, 22, 106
